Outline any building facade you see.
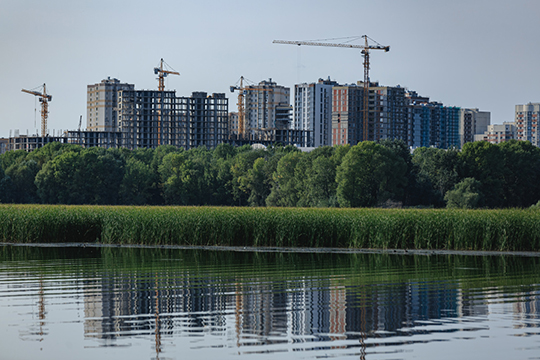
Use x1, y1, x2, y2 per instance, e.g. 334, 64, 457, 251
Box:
117, 90, 228, 150
331, 84, 364, 146
515, 103, 540, 146
293, 78, 337, 147
474, 122, 516, 144
459, 108, 490, 147
244, 79, 292, 139
87, 78, 135, 132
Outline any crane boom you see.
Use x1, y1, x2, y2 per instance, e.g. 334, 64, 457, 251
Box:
272, 39, 389, 52
21, 83, 52, 137
273, 36, 390, 141
154, 58, 180, 91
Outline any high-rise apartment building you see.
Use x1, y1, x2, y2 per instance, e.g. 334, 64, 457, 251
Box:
405, 91, 460, 149
87, 78, 134, 131
515, 103, 540, 146
369, 83, 407, 142
117, 90, 228, 150
293, 78, 337, 147
331, 84, 364, 146
459, 108, 490, 147
244, 79, 292, 139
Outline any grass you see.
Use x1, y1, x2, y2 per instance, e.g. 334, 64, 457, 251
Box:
0, 204, 539, 252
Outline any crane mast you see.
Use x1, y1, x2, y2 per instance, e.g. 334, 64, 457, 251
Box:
154, 58, 180, 91
21, 83, 52, 137
273, 36, 389, 141
154, 59, 179, 146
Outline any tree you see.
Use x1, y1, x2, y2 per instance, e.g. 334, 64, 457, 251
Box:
412, 147, 461, 206
498, 140, 540, 207
120, 157, 154, 205
230, 148, 267, 206
458, 141, 504, 208
444, 177, 482, 209
5, 159, 39, 203
336, 142, 407, 208
35, 147, 125, 204
266, 151, 304, 207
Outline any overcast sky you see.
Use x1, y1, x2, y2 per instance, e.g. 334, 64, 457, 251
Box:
1, 0, 539, 137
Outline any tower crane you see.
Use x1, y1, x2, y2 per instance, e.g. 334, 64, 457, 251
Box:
154, 58, 180, 91
154, 58, 179, 146
21, 83, 52, 137
273, 36, 390, 141
230, 77, 272, 139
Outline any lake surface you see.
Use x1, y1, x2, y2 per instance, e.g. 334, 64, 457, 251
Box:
1, 245, 539, 360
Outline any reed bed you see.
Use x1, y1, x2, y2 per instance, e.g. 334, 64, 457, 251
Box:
0, 205, 539, 252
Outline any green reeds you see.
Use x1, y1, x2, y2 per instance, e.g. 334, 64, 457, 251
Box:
0, 205, 539, 252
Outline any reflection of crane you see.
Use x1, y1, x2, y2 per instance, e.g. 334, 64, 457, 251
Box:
21, 83, 52, 137
154, 58, 180, 91
230, 77, 272, 139
273, 36, 390, 141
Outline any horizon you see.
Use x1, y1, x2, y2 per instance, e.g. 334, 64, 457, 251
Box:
2, 0, 539, 138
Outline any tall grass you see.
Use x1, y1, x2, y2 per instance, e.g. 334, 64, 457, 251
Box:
0, 205, 539, 252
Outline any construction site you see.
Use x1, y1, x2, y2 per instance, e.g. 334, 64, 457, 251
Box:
5, 37, 492, 154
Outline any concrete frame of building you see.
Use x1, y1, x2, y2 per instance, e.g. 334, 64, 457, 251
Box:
117, 90, 228, 150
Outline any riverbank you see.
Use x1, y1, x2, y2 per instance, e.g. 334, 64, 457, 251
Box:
0, 205, 539, 252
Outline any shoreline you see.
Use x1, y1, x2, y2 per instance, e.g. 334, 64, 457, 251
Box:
2, 242, 539, 257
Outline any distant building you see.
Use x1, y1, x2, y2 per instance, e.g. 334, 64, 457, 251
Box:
474, 122, 516, 144
405, 91, 460, 149
0, 138, 8, 154
5, 135, 66, 152
87, 78, 134, 132
369, 83, 408, 142
293, 78, 337, 147
117, 90, 228, 150
459, 108, 490, 147
244, 79, 292, 140
515, 103, 540, 146
331, 84, 364, 146
228, 112, 239, 137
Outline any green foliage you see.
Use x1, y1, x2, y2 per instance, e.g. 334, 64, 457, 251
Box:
1, 205, 540, 252
1, 139, 540, 209
412, 147, 460, 206
444, 177, 482, 209
336, 142, 407, 208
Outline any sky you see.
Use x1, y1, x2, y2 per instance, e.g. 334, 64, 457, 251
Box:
1, 0, 539, 137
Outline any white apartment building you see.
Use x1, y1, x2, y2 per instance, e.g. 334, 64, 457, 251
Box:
244, 79, 291, 136
474, 122, 515, 144
293, 78, 337, 147
515, 103, 540, 146
87, 77, 134, 132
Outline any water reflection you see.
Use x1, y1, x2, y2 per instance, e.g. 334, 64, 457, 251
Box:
0, 246, 539, 359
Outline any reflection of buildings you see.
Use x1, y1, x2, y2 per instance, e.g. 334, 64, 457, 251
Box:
83, 270, 489, 346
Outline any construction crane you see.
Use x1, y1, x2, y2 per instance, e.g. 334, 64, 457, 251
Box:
154, 59, 179, 146
230, 77, 272, 139
21, 83, 52, 137
154, 58, 180, 91
273, 36, 390, 141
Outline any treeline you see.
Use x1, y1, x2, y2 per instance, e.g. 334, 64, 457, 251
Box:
1, 139, 540, 209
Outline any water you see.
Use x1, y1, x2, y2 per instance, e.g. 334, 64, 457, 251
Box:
1, 245, 539, 360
